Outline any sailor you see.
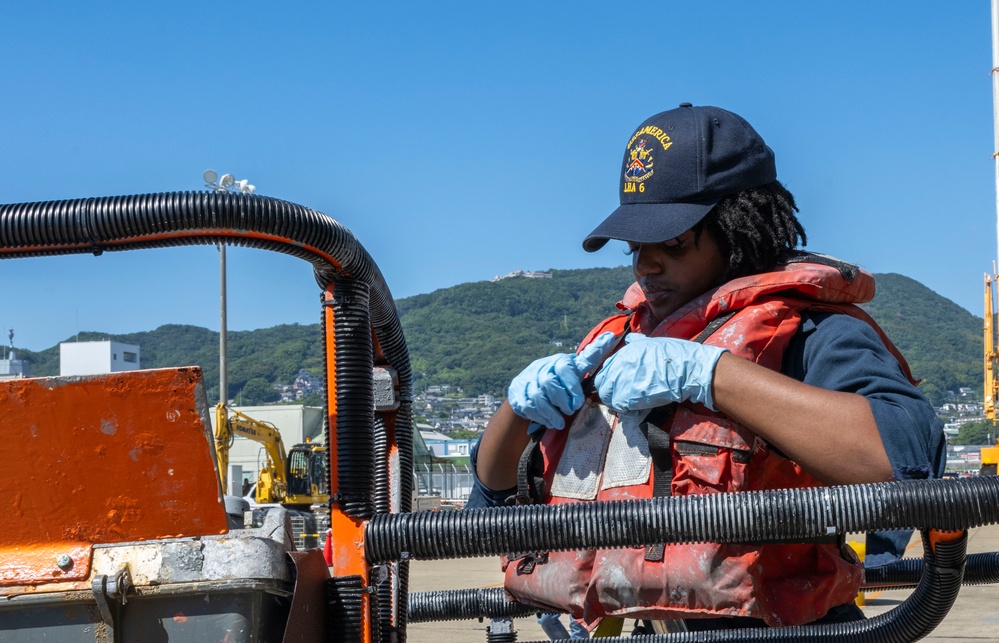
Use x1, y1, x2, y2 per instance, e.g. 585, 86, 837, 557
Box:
468, 104, 945, 630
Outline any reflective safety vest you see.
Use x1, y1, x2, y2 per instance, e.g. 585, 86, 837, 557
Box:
503, 255, 915, 627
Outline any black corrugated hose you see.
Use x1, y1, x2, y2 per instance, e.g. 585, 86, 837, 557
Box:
0, 192, 414, 640
0, 192, 411, 403
3, 193, 992, 642
504, 530, 967, 643
393, 400, 415, 642
377, 477, 998, 641
864, 550, 999, 591
367, 477, 999, 563
408, 588, 539, 623
328, 575, 366, 640
409, 542, 999, 624
409, 531, 968, 642
371, 415, 396, 642
486, 617, 518, 643
328, 278, 375, 519
0, 192, 412, 514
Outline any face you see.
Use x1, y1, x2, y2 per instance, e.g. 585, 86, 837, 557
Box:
629, 229, 728, 323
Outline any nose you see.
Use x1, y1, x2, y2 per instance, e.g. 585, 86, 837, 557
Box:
632, 244, 661, 277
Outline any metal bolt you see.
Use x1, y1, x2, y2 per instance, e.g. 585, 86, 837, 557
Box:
56, 554, 73, 570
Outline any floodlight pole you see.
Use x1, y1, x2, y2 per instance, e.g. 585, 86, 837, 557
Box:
203, 168, 254, 407
220, 244, 228, 407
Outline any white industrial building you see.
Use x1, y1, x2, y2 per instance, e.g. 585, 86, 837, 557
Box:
1, 330, 30, 379
60, 340, 141, 376
0, 351, 29, 379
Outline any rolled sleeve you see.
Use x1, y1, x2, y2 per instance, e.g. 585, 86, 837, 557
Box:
465, 438, 517, 509
782, 312, 946, 482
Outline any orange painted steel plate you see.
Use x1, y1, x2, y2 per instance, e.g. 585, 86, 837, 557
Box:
0, 367, 228, 586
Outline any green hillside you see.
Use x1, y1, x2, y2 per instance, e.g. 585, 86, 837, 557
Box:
397, 267, 635, 394
16, 268, 982, 406
860, 273, 982, 405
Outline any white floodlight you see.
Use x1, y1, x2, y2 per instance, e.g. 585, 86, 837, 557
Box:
203, 169, 218, 185
237, 179, 248, 191
219, 174, 235, 189
244, 184, 256, 194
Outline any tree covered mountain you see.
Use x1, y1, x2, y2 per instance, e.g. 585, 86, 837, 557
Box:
21, 323, 325, 405
17, 267, 983, 405
858, 273, 982, 405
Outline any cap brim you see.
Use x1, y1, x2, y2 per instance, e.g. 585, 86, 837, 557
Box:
582, 201, 717, 252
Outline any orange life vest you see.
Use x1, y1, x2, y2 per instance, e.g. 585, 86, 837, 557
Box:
504, 256, 914, 627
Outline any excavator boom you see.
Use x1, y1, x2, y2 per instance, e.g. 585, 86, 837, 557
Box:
214, 403, 289, 503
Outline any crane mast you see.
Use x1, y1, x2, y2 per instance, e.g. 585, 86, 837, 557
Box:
983, 275, 999, 473
986, 273, 998, 421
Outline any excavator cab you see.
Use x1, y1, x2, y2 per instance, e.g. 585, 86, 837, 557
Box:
286, 442, 329, 506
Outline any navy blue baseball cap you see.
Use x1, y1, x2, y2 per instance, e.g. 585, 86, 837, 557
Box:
583, 103, 777, 252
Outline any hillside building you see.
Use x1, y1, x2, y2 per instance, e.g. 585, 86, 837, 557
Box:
491, 269, 553, 281
60, 340, 141, 376
419, 429, 475, 458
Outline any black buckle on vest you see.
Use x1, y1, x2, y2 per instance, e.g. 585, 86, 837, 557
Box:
515, 552, 549, 575
644, 543, 666, 562
514, 432, 546, 505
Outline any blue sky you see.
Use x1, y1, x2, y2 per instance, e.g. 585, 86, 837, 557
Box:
0, 2, 994, 351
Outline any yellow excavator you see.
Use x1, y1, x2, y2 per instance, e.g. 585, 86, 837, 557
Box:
213, 402, 329, 508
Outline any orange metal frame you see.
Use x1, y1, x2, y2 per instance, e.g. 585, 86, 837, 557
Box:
324, 284, 372, 642
0, 367, 228, 589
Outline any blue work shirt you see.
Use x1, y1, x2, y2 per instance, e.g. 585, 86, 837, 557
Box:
467, 311, 946, 563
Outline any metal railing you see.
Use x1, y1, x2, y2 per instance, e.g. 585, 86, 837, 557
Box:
414, 464, 473, 502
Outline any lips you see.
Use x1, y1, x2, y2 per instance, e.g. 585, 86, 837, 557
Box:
641, 284, 671, 305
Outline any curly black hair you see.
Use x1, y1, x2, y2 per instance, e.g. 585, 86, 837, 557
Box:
694, 181, 806, 281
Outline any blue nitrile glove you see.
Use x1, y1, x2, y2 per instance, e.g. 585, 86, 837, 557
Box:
507, 331, 617, 430
594, 333, 728, 412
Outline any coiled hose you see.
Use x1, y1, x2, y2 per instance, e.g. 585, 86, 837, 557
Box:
409, 531, 968, 643
536, 530, 966, 643
3, 193, 988, 642
0, 191, 413, 639
328, 575, 366, 640
408, 544, 999, 622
